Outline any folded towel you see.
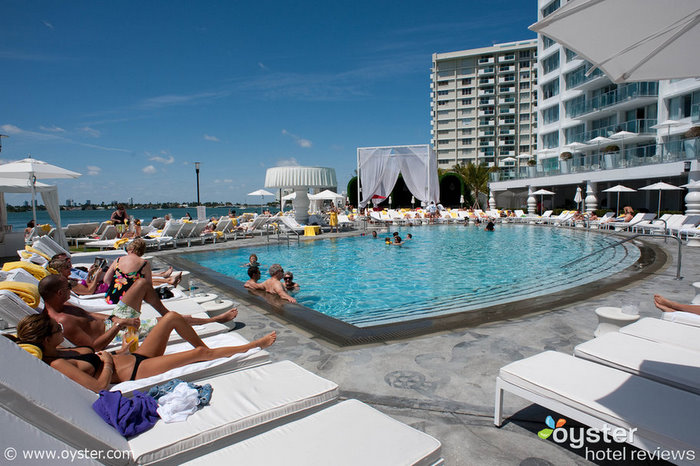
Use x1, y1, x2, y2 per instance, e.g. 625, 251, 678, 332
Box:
18, 343, 43, 359
0, 281, 41, 308
113, 238, 130, 249
2, 261, 50, 280
25, 246, 51, 260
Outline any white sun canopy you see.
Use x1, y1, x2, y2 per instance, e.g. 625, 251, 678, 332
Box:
357, 145, 439, 208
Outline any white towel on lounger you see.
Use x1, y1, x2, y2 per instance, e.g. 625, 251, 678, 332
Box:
156, 382, 199, 423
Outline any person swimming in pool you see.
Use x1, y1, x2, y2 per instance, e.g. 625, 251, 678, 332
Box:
282, 271, 300, 292
243, 253, 260, 268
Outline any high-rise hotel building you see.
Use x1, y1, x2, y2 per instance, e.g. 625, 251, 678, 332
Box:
431, 40, 538, 170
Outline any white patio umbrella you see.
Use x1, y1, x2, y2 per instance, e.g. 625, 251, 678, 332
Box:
639, 181, 683, 218
651, 120, 682, 156
247, 189, 275, 213
531, 188, 555, 214
0, 157, 81, 225
501, 157, 517, 163
530, 0, 700, 82
610, 130, 638, 159
574, 187, 583, 211
602, 184, 637, 216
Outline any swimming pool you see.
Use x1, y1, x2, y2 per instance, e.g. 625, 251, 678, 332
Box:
185, 224, 642, 327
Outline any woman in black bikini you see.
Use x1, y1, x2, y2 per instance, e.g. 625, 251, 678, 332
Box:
12, 313, 276, 393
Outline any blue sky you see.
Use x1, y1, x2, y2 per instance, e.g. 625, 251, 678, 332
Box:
1, 0, 536, 205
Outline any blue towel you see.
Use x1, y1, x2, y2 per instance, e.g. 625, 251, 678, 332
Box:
92, 390, 160, 438
148, 378, 213, 406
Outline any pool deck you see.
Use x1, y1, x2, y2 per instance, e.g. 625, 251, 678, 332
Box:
153, 227, 697, 465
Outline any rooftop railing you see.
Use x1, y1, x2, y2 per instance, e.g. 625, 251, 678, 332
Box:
490, 138, 699, 181
567, 82, 658, 118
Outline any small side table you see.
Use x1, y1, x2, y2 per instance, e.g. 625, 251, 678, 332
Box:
594, 307, 640, 337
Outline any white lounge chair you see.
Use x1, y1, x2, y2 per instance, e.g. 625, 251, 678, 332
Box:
619, 317, 700, 353
612, 212, 656, 231
573, 332, 700, 395
182, 399, 443, 466
0, 337, 339, 466
494, 351, 699, 463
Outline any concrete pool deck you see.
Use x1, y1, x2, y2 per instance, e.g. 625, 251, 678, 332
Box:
153, 227, 696, 465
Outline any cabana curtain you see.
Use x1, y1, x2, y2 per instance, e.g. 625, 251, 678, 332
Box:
357, 145, 439, 208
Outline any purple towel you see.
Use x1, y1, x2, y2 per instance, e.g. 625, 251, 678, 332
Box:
92, 390, 160, 438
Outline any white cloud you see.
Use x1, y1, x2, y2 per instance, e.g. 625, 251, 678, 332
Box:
281, 129, 312, 148
86, 165, 101, 176
78, 126, 101, 138
142, 165, 157, 174
275, 157, 300, 167
148, 154, 175, 164
39, 125, 65, 133
203, 134, 220, 142
138, 91, 230, 109
258, 62, 269, 70
0, 124, 23, 135
42, 20, 54, 30
214, 179, 233, 184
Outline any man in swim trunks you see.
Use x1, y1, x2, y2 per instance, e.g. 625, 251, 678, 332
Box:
243, 266, 262, 289
40, 275, 238, 351
245, 264, 297, 303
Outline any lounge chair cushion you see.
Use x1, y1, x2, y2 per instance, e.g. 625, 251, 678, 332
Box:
574, 333, 700, 394
127, 360, 338, 464
111, 332, 270, 394
620, 317, 700, 352
499, 351, 698, 454
181, 400, 442, 466
661, 310, 700, 328
1, 334, 338, 465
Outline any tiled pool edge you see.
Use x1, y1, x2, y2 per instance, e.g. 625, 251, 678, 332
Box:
161, 237, 666, 347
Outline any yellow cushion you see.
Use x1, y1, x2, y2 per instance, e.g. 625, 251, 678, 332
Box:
0, 281, 41, 308
18, 343, 43, 359
2, 261, 49, 280
113, 238, 130, 249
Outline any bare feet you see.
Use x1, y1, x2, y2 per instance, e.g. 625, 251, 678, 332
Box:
213, 308, 238, 323
654, 294, 676, 313
167, 272, 182, 287
161, 266, 173, 278
255, 331, 276, 349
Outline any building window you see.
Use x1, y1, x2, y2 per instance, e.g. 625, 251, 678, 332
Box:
461, 138, 474, 145
438, 80, 450, 86
519, 82, 530, 90
437, 90, 450, 96
668, 90, 700, 119
565, 95, 586, 118
541, 105, 559, 125
541, 53, 560, 74
462, 78, 472, 85
565, 124, 585, 144
541, 79, 560, 99
520, 113, 530, 122
542, 0, 561, 18
519, 50, 531, 58
541, 130, 559, 149
565, 48, 578, 62
520, 71, 530, 79
461, 88, 473, 95
438, 101, 448, 106
542, 36, 556, 49
519, 61, 530, 69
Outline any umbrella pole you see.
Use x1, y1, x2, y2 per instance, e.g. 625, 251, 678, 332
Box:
658, 192, 662, 218
31, 175, 37, 226
616, 192, 620, 216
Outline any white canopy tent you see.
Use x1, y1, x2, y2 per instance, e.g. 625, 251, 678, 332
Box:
0, 178, 69, 248
357, 145, 439, 208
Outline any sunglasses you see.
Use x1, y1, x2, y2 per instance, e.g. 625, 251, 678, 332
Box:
284, 276, 293, 280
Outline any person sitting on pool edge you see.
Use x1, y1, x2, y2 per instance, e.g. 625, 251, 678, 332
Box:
245, 264, 297, 304
282, 271, 300, 292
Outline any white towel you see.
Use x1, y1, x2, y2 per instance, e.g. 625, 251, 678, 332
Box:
156, 382, 199, 423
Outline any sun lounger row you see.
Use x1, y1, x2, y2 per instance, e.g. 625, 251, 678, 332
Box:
495, 317, 700, 462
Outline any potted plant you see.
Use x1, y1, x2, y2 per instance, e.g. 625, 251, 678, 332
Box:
526, 159, 537, 177
603, 145, 620, 169
559, 152, 572, 173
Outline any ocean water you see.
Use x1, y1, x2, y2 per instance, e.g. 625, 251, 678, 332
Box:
186, 224, 641, 327
5, 206, 278, 230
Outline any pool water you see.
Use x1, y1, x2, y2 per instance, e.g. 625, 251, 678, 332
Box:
186, 225, 640, 327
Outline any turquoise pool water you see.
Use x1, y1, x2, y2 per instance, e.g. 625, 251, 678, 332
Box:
186, 225, 640, 327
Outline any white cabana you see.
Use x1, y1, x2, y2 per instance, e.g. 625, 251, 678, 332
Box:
357, 145, 439, 208
0, 178, 69, 249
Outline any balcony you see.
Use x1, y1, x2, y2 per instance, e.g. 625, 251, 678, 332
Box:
478, 67, 495, 76
500, 128, 515, 136
498, 54, 515, 63
498, 107, 515, 115
479, 140, 495, 147
499, 118, 516, 126
478, 98, 495, 106
499, 97, 516, 104
478, 57, 494, 65
564, 119, 658, 144
499, 65, 516, 73
693, 103, 700, 123
478, 110, 495, 117
489, 138, 699, 181
478, 78, 495, 86
499, 86, 516, 94
479, 130, 495, 137
568, 82, 659, 118
478, 89, 495, 97
498, 76, 516, 84
499, 150, 515, 156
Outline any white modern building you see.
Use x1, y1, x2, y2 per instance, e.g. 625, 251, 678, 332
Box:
489, 0, 700, 215
431, 40, 538, 170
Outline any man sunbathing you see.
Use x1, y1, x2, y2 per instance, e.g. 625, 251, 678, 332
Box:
245, 264, 297, 303
654, 294, 700, 315
40, 274, 238, 351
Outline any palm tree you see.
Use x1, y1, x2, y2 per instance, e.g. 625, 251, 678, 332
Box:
453, 162, 492, 209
